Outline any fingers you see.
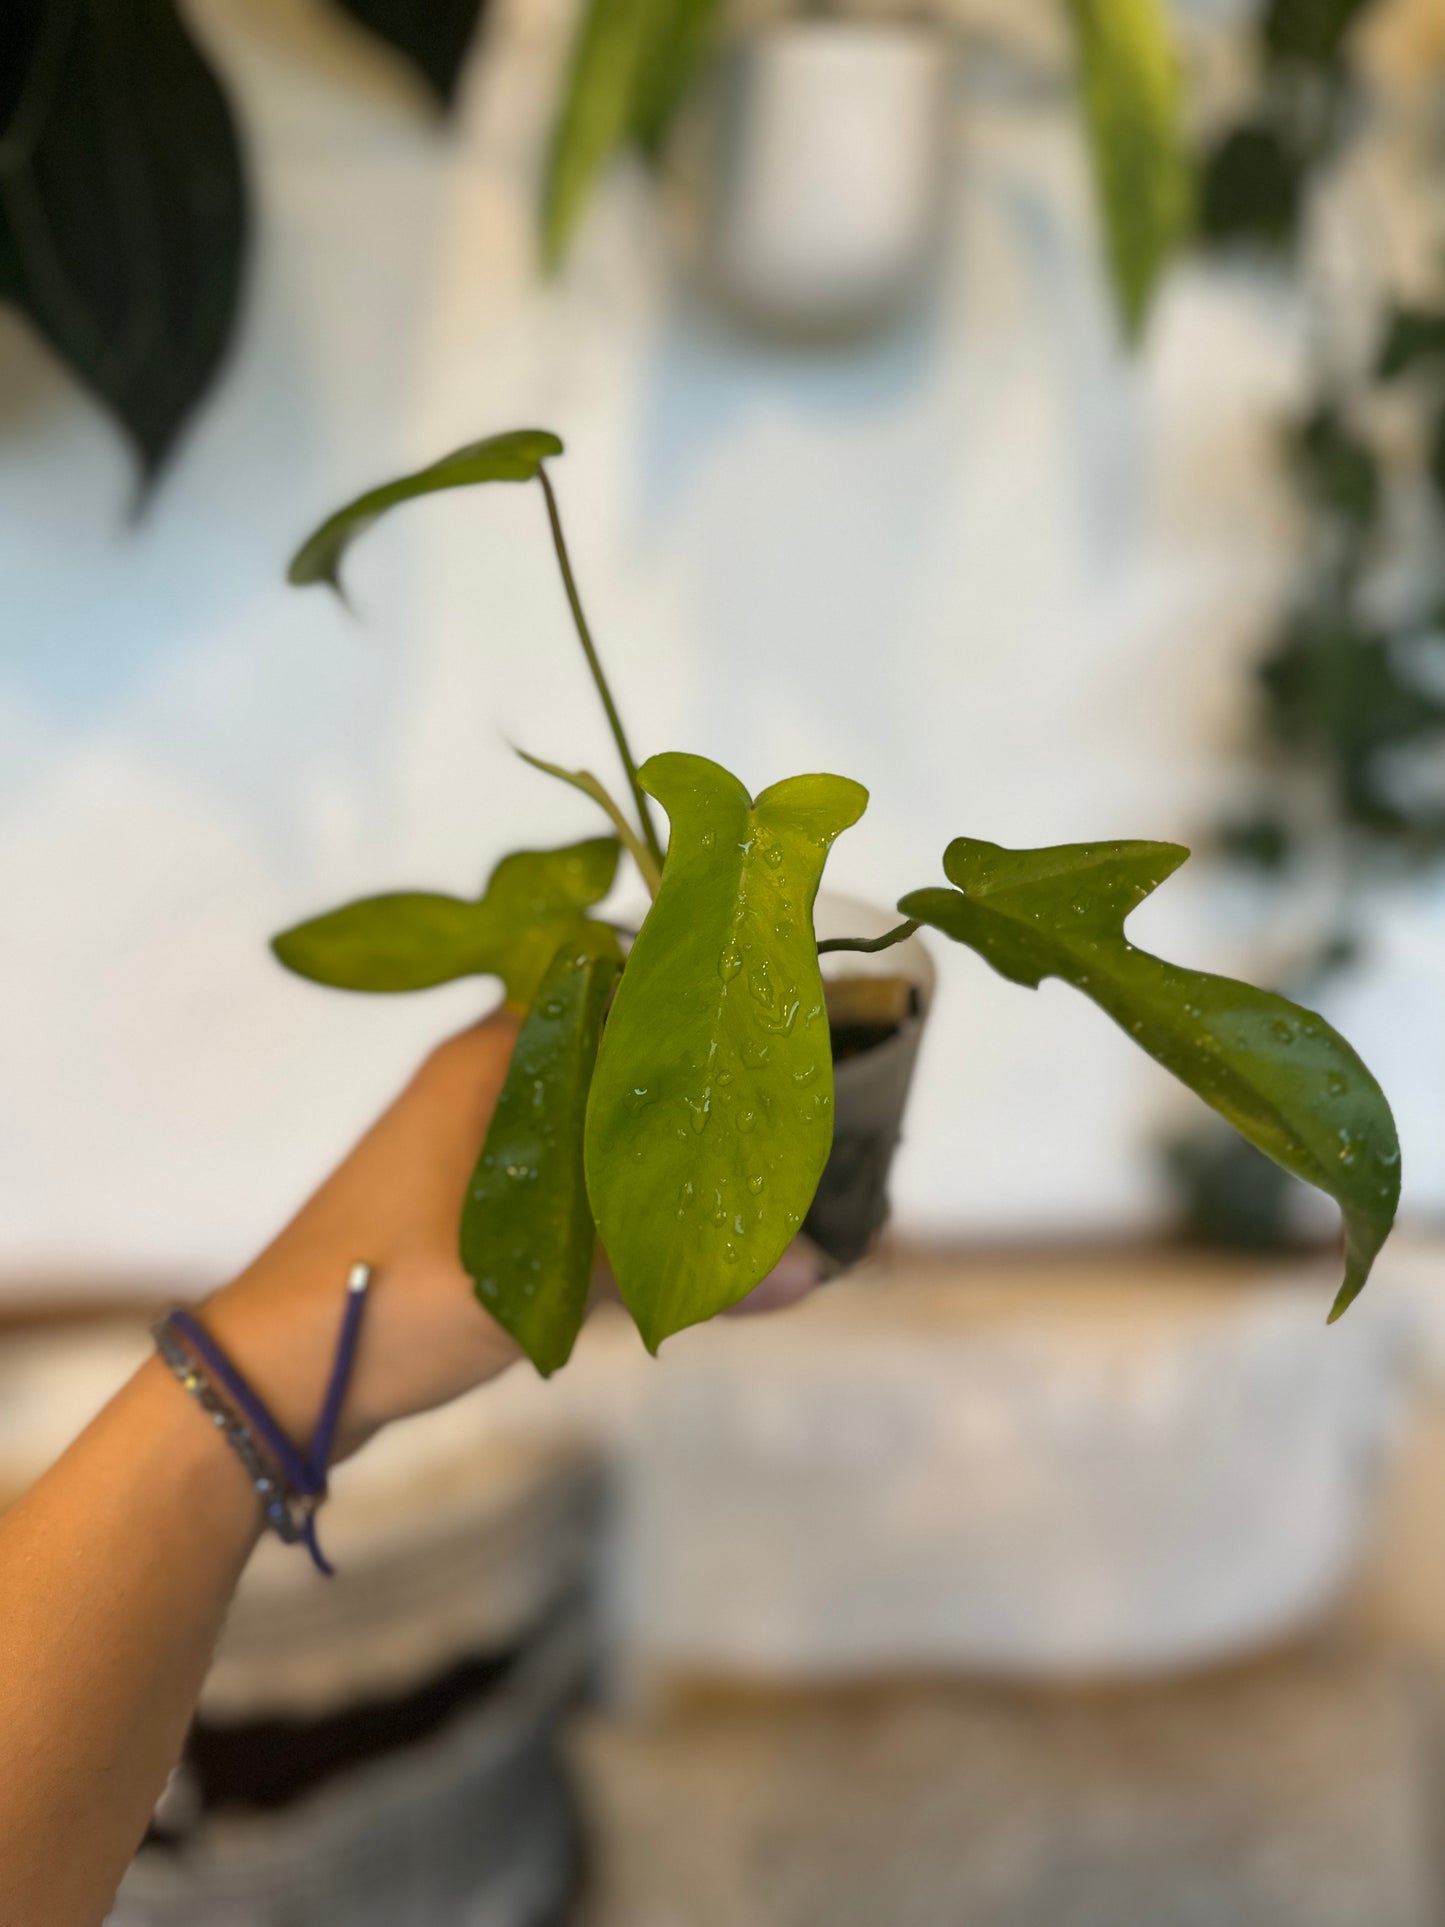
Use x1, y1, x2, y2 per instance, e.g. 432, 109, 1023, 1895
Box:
725, 1237, 828, 1316
591, 1237, 828, 1321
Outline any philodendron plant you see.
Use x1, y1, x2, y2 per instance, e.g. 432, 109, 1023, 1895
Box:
277, 429, 1401, 1373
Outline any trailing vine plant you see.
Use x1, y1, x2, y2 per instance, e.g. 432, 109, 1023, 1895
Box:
274, 429, 1400, 1373
1168, 0, 1445, 1247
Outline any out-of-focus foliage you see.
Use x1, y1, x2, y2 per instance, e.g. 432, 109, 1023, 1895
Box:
541, 0, 717, 271
1195, 0, 1374, 257
334, 0, 488, 105
0, 0, 247, 483
1171, 0, 1445, 1252
546, 0, 1193, 335
1065, 0, 1193, 338
1262, 0, 1374, 69
1198, 123, 1302, 250
0, 0, 491, 479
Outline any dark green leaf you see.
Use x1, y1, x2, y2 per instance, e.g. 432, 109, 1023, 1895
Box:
1259, 616, 1445, 769
585, 753, 868, 1351
1429, 400, 1445, 506
1376, 305, 1445, 381
333, 0, 489, 106
900, 838, 1400, 1319
287, 428, 563, 595
1217, 814, 1293, 872
1197, 122, 1303, 252
1292, 406, 1379, 526
1066, 0, 1193, 339
0, 0, 247, 480
461, 924, 621, 1375
1165, 1119, 1302, 1253
271, 837, 619, 1004
1262, 0, 1372, 69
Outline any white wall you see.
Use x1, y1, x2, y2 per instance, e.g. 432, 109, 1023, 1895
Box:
2, 0, 1441, 1290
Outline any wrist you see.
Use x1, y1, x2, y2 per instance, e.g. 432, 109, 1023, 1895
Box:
200, 1258, 376, 1464
120, 1356, 267, 1554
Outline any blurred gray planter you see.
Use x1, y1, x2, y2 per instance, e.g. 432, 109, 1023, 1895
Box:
612, 1258, 1407, 1687
701, 20, 953, 340
807, 893, 935, 1270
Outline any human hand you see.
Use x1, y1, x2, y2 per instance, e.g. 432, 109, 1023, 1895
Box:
203, 1011, 825, 1461
203, 1014, 526, 1460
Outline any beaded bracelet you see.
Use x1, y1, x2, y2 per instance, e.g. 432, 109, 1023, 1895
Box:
152, 1261, 374, 1576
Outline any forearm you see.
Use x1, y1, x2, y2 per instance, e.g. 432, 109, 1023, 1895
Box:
0, 1357, 262, 1927
0, 1017, 524, 1924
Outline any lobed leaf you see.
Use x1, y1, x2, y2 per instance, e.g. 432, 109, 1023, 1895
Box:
585, 753, 867, 1352
1066, 0, 1192, 339
272, 837, 619, 1006
900, 838, 1400, 1320
461, 923, 622, 1375
288, 429, 563, 595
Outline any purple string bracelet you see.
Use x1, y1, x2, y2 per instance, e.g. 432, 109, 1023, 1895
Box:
153, 1261, 374, 1577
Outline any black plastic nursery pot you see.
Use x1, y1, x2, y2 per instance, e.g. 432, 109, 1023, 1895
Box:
802, 904, 934, 1273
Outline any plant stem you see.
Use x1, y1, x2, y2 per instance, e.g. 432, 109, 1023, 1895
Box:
514, 748, 662, 896
537, 466, 666, 873
817, 920, 920, 956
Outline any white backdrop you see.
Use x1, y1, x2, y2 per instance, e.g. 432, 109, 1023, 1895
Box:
2, 0, 1441, 1289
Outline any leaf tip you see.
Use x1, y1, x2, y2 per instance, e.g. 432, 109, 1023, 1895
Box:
286, 546, 349, 607
1326, 1273, 1363, 1325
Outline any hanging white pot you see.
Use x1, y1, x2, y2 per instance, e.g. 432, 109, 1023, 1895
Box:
700, 19, 954, 340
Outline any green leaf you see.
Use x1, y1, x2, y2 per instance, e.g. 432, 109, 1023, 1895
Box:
541, 0, 712, 269
1066, 0, 1193, 339
1262, 0, 1372, 70
1292, 406, 1380, 527
271, 837, 620, 1004
1376, 305, 1445, 381
0, 0, 247, 482
541, 0, 653, 271
461, 923, 622, 1375
333, 0, 489, 106
585, 753, 868, 1351
630, 0, 717, 155
900, 838, 1400, 1320
1197, 122, 1304, 253
1430, 402, 1445, 508
287, 428, 563, 595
